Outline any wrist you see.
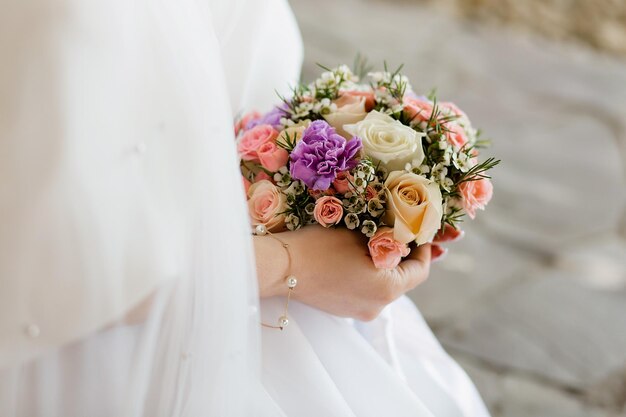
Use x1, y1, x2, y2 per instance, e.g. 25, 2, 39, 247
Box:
254, 232, 292, 298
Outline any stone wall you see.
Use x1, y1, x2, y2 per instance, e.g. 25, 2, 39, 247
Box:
393, 0, 626, 56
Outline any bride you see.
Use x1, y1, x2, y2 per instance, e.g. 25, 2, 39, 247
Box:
0, 0, 490, 416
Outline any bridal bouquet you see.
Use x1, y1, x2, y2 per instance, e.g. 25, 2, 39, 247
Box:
237, 63, 498, 269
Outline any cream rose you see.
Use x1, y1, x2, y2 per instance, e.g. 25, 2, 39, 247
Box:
344, 111, 425, 171
383, 171, 443, 245
276, 120, 311, 145
247, 180, 287, 232
323, 94, 368, 139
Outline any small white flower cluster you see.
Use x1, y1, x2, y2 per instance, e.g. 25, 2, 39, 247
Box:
275, 173, 309, 231
285, 213, 301, 231
280, 117, 296, 128
368, 70, 413, 115
374, 89, 404, 115
368, 71, 411, 91
284, 180, 305, 203
291, 101, 314, 120
408, 114, 480, 196
313, 98, 337, 116
273, 167, 291, 187
431, 163, 455, 192
310, 65, 358, 98
340, 161, 387, 237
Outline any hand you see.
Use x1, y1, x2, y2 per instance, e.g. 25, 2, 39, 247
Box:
431, 224, 464, 262
256, 225, 431, 321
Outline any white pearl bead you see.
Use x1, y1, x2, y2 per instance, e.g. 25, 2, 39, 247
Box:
24, 324, 40, 338
278, 316, 289, 328
255, 224, 267, 236
287, 276, 298, 289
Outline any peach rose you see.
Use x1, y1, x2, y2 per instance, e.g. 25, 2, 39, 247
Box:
247, 180, 287, 232
323, 94, 368, 139
332, 171, 354, 194
237, 124, 279, 162
384, 171, 443, 245
368, 227, 411, 269
257, 142, 289, 172
458, 178, 493, 219
403, 97, 434, 124
313, 196, 344, 227
235, 111, 261, 136
445, 123, 469, 149
343, 90, 375, 111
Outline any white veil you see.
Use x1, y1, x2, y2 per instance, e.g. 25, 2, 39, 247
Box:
0, 0, 300, 415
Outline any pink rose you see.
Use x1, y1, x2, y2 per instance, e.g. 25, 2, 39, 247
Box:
313, 196, 344, 227
458, 178, 493, 219
445, 123, 469, 149
309, 188, 336, 199
257, 142, 289, 172
439, 102, 468, 120
469, 148, 479, 167
243, 176, 252, 195
368, 227, 410, 269
332, 171, 354, 194
247, 180, 287, 232
237, 124, 279, 162
365, 185, 377, 201
403, 97, 435, 124
255, 171, 271, 183
235, 111, 261, 136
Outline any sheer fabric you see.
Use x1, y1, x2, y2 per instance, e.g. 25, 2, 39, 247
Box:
0, 0, 273, 415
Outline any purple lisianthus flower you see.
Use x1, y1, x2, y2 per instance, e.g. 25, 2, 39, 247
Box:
246, 103, 289, 130
289, 121, 362, 190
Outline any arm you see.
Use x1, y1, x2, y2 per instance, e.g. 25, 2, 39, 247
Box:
254, 226, 431, 321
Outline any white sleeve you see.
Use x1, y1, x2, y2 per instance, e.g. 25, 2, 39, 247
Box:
0, 0, 187, 368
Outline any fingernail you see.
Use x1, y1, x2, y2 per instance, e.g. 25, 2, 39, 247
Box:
452, 230, 465, 242
431, 247, 448, 263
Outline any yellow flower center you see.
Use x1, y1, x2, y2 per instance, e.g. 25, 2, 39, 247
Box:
398, 185, 423, 206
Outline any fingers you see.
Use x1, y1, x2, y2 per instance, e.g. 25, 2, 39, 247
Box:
397, 243, 431, 291
433, 224, 464, 243
431, 244, 448, 263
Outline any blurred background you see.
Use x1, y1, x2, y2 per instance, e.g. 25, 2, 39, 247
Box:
289, 0, 626, 416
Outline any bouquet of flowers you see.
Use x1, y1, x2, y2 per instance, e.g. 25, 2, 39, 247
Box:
237, 63, 498, 269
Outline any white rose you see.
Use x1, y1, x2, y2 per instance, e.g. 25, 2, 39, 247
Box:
344, 111, 425, 171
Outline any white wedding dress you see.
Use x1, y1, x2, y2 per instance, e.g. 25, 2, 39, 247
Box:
0, 0, 489, 416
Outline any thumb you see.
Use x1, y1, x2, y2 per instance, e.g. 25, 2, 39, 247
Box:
397, 243, 431, 291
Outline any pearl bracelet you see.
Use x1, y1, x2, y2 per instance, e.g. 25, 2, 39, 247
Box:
254, 224, 297, 330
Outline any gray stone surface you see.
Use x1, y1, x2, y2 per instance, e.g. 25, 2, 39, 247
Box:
289, 0, 626, 415
439, 255, 626, 389
456, 355, 616, 417
408, 223, 542, 324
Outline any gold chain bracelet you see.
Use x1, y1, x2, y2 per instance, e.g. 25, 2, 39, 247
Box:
253, 224, 297, 330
